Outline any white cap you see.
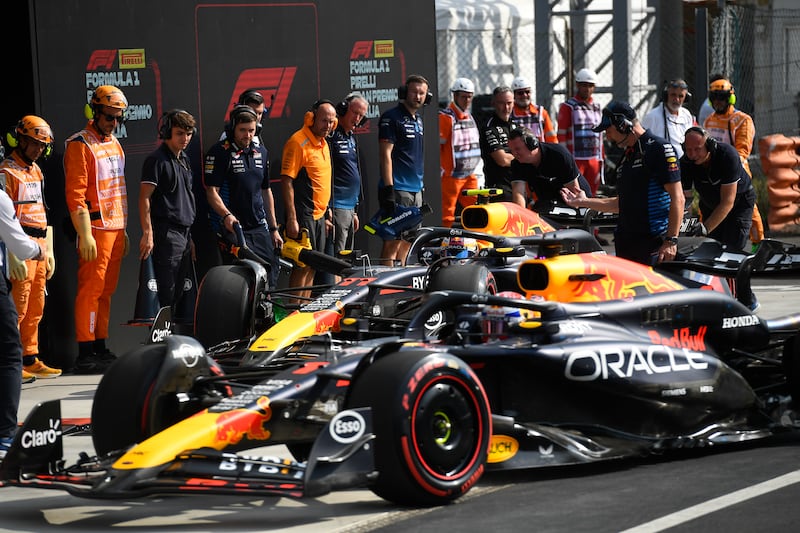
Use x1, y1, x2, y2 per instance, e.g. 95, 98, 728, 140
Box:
511, 76, 531, 91
450, 77, 475, 93
575, 68, 598, 84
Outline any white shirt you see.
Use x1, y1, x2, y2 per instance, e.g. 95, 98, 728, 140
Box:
640, 103, 695, 158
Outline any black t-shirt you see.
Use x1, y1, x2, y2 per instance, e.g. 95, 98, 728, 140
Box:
141, 143, 196, 227
479, 114, 518, 190
679, 141, 752, 211
510, 142, 591, 204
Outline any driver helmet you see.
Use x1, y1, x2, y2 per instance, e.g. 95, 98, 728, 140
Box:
481, 291, 528, 339
440, 236, 479, 259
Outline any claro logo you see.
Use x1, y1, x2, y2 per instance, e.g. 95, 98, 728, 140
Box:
21, 418, 61, 449
227, 67, 297, 120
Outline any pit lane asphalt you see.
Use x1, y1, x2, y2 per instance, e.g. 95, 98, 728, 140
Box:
3, 241, 800, 532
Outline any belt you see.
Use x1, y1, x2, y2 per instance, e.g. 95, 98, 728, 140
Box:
22, 226, 47, 238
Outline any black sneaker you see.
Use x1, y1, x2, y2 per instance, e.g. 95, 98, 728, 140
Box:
96, 349, 117, 363
74, 354, 112, 375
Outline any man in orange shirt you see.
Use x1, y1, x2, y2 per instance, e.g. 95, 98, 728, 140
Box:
510, 76, 558, 143
281, 100, 337, 300
439, 77, 481, 227
702, 78, 764, 245
64, 85, 129, 374
0, 116, 59, 381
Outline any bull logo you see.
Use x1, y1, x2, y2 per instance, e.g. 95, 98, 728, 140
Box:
214, 396, 272, 445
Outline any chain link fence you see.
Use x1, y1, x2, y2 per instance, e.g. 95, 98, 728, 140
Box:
435, 1, 800, 232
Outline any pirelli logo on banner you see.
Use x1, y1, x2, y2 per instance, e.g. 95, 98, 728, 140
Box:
119, 49, 146, 69
373, 40, 394, 58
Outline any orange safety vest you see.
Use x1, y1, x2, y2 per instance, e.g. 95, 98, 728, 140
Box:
64, 122, 127, 230
0, 151, 47, 229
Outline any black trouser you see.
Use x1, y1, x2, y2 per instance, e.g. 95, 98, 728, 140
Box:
0, 275, 22, 439
614, 232, 663, 266
701, 189, 755, 252
152, 221, 192, 309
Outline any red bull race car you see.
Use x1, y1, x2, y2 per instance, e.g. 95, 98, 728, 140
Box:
192, 200, 789, 368
2, 269, 800, 507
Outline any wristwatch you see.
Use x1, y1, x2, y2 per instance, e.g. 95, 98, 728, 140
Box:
665, 236, 678, 245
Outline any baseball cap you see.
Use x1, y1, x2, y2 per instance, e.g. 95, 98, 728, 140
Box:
592, 100, 636, 132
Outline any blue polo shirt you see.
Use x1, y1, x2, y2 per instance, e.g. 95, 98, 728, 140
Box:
616, 130, 681, 238
328, 125, 361, 210
378, 103, 424, 192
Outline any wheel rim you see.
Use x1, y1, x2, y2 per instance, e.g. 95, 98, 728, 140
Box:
410, 377, 483, 478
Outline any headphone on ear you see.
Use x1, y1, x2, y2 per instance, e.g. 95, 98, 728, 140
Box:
6, 119, 54, 159
335, 92, 368, 127
522, 131, 539, 151
661, 79, 692, 104
304, 99, 337, 129
603, 108, 633, 134
158, 109, 197, 140
682, 126, 717, 154
397, 76, 433, 106
225, 104, 260, 139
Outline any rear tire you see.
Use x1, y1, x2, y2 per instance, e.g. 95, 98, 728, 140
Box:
347, 350, 491, 506
194, 265, 254, 349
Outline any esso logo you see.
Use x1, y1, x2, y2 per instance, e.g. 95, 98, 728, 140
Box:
329, 410, 365, 444
424, 310, 445, 331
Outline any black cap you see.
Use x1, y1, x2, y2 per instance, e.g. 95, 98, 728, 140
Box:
592, 100, 637, 132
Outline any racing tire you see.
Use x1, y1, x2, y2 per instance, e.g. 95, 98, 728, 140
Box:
194, 264, 254, 349
347, 350, 491, 506
426, 262, 497, 295
91, 343, 169, 456
91, 343, 225, 456
425, 262, 496, 339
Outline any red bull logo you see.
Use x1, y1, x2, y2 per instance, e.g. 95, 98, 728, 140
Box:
461, 202, 554, 236
313, 309, 343, 334
566, 256, 683, 301
214, 396, 272, 445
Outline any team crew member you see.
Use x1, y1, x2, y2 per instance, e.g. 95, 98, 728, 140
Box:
557, 68, 604, 195
205, 105, 282, 289
703, 78, 764, 245
281, 100, 337, 300
562, 101, 684, 266
329, 93, 368, 255
439, 77, 481, 227
0, 115, 59, 380
139, 109, 197, 310
378, 74, 430, 265
510, 76, 558, 143
507, 128, 591, 211
0, 186, 46, 460
479, 86, 518, 201
64, 85, 130, 374
680, 127, 755, 251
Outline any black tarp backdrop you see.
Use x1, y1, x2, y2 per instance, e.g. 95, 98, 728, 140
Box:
11, 0, 439, 369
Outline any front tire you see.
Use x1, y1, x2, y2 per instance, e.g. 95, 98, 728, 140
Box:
347, 350, 491, 506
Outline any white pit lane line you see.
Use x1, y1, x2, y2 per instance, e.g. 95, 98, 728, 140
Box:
620, 470, 800, 533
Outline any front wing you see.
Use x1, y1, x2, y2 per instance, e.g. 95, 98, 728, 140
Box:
0, 400, 376, 500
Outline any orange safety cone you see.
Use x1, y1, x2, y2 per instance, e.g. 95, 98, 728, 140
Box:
173, 255, 198, 327
128, 255, 160, 325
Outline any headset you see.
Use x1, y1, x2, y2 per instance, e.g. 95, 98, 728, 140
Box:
397, 75, 433, 106
237, 89, 264, 106
508, 127, 539, 151
158, 109, 196, 140
304, 99, 337, 129
603, 107, 633, 134
6, 119, 54, 159
661, 79, 692, 104
682, 126, 717, 154
225, 104, 260, 139
335, 92, 368, 127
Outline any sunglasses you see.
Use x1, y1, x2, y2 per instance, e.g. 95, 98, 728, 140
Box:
708, 91, 730, 100
101, 112, 126, 123
514, 89, 531, 94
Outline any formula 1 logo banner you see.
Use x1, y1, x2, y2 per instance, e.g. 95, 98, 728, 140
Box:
84, 48, 161, 155
195, 4, 320, 154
